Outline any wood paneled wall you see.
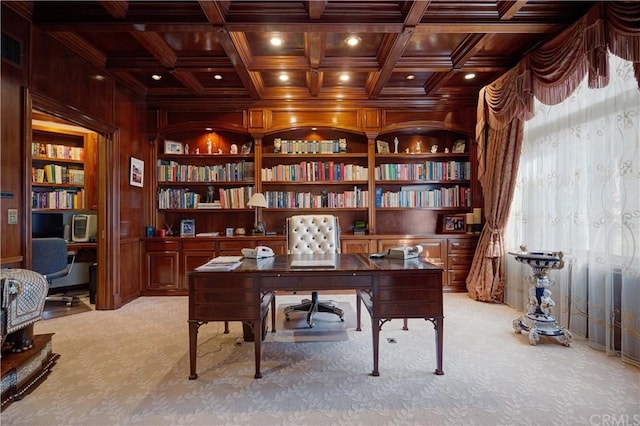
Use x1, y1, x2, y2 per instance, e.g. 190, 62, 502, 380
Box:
1, 6, 30, 266
1, 3, 149, 309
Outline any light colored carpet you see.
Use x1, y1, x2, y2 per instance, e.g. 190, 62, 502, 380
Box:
2, 293, 638, 425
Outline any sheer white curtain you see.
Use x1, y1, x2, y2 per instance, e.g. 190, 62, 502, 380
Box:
505, 54, 640, 367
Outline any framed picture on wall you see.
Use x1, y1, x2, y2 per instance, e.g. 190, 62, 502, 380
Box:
180, 219, 195, 237
129, 157, 144, 187
442, 214, 466, 233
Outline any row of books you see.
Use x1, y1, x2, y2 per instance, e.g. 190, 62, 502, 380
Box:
32, 165, 85, 185
374, 161, 471, 181
32, 143, 84, 161
274, 139, 343, 154
264, 187, 368, 208
261, 162, 368, 182
31, 189, 85, 209
157, 186, 255, 209
374, 186, 471, 208
157, 160, 254, 183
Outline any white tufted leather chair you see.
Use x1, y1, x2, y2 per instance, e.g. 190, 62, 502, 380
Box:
284, 215, 344, 327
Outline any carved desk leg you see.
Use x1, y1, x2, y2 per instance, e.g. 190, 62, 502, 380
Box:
188, 320, 201, 380
253, 319, 263, 379
371, 319, 380, 377
432, 317, 444, 375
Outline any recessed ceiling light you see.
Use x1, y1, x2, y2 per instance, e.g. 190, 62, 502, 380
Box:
345, 35, 360, 47
311, 127, 317, 131
339, 73, 350, 82
214, 74, 222, 80
279, 73, 289, 82
464, 73, 476, 80
406, 75, 415, 80
152, 74, 162, 81
270, 36, 283, 47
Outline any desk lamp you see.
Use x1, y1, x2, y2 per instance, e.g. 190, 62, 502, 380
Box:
247, 192, 268, 235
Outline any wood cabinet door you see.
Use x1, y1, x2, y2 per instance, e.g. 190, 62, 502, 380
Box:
182, 250, 216, 288
145, 251, 180, 292
342, 239, 374, 254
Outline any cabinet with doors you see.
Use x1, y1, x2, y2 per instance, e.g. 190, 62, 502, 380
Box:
30, 123, 97, 212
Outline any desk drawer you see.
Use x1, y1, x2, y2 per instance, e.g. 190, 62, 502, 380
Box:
448, 238, 477, 253
448, 253, 474, 268
146, 241, 180, 251
261, 273, 371, 291
376, 272, 442, 317
182, 240, 215, 250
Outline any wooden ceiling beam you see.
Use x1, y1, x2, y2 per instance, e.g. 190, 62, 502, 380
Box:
217, 28, 263, 99
307, 0, 328, 20
198, 0, 227, 25
98, 0, 128, 19
306, 69, 323, 97
48, 32, 107, 68
306, 31, 325, 96
112, 71, 148, 97
131, 32, 177, 68
171, 70, 206, 96
423, 70, 455, 96
35, 21, 563, 35
451, 34, 490, 69
497, 1, 528, 20
366, 0, 431, 99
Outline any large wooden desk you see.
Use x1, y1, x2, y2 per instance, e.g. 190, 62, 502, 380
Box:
188, 253, 444, 379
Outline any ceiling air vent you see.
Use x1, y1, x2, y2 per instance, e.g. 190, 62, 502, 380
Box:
1, 33, 22, 66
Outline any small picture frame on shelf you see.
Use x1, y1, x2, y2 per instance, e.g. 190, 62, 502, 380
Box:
129, 157, 144, 187
442, 214, 466, 233
180, 219, 195, 237
376, 140, 390, 154
164, 140, 183, 155
452, 139, 466, 153
241, 142, 253, 154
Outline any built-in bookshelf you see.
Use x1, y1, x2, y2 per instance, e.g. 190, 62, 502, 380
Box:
30, 125, 96, 211
154, 129, 256, 234
152, 126, 476, 236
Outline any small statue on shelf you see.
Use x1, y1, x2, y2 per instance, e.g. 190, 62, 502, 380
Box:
230, 144, 238, 154
431, 145, 438, 153
393, 137, 399, 154
416, 140, 422, 153
185, 144, 189, 155
207, 137, 212, 154
274, 138, 282, 153
339, 138, 347, 153
195, 148, 200, 155
206, 186, 215, 203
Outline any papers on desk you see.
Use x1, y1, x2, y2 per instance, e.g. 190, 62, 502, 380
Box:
290, 259, 336, 269
195, 256, 243, 271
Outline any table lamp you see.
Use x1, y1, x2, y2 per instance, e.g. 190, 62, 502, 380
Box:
247, 192, 268, 235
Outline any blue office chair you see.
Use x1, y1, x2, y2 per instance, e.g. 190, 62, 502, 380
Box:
32, 237, 76, 307
284, 214, 344, 327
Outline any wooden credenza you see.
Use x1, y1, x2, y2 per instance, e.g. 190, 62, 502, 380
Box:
142, 234, 478, 294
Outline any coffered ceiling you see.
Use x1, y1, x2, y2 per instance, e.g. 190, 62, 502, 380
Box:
26, 0, 595, 111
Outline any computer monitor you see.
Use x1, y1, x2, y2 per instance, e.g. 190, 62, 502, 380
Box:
32, 212, 64, 239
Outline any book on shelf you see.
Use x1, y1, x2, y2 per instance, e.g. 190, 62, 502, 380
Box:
195, 256, 243, 271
